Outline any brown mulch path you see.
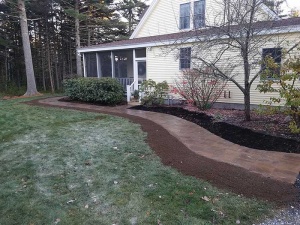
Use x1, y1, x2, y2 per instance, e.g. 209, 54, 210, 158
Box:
25, 98, 299, 207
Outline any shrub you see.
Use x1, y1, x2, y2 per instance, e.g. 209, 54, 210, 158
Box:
171, 68, 227, 110
0, 82, 27, 96
133, 90, 139, 100
139, 79, 169, 106
257, 51, 300, 133
63, 77, 124, 105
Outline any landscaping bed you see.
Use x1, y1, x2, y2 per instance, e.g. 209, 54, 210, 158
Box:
130, 105, 300, 154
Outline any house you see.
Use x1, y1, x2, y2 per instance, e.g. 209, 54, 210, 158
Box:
77, 0, 300, 108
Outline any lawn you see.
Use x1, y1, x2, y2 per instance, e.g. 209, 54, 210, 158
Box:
0, 98, 273, 225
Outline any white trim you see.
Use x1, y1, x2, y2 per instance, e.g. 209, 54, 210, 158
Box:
130, 0, 159, 39
135, 57, 146, 61
133, 49, 138, 90
260, 3, 281, 20
78, 43, 160, 53
96, 53, 101, 78
111, 51, 115, 78
83, 53, 87, 77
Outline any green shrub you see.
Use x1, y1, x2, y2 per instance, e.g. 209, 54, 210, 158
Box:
63, 77, 124, 105
139, 79, 169, 106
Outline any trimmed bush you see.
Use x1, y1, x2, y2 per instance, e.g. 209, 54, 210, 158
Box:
139, 79, 169, 106
63, 77, 124, 105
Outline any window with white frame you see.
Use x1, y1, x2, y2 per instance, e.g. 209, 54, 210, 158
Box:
180, 3, 191, 30
194, 0, 205, 28
180, 47, 191, 69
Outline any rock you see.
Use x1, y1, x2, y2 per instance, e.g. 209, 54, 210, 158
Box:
284, 116, 292, 123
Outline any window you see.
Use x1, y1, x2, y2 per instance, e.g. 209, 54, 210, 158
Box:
262, 48, 282, 79
180, 3, 190, 30
194, 0, 205, 29
180, 47, 191, 69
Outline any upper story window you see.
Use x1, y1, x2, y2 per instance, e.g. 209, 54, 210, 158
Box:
180, 47, 191, 69
194, 0, 206, 28
180, 3, 191, 30
261, 48, 282, 79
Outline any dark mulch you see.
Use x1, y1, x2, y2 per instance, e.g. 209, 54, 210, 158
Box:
25, 98, 300, 206
130, 105, 300, 154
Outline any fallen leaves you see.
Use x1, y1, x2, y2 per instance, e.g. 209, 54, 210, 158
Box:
201, 196, 211, 202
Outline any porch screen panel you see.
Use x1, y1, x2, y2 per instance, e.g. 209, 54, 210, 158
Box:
85, 53, 97, 77
98, 52, 112, 77
114, 50, 133, 78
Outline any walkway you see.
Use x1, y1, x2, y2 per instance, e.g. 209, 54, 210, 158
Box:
27, 97, 300, 204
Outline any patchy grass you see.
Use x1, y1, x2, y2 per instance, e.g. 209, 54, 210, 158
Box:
0, 98, 273, 225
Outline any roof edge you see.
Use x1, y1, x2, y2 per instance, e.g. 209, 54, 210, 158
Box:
129, 0, 159, 39
260, 3, 281, 20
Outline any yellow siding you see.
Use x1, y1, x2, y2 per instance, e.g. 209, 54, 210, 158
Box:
146, 32, 300, 106
135, 0, 271, 38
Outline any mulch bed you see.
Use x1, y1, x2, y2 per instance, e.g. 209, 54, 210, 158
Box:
25, 98, 300, 206
130, 105, 300, 154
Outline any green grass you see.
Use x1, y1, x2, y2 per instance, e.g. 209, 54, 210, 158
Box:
0, 98, 273, 225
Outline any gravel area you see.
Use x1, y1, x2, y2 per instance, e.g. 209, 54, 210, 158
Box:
257, 204, 300, 225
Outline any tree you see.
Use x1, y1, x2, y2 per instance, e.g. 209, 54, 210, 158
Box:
75, 0, 82, 76
170, 0, 299, 121
17, 0, 39, 96
257, 50, 300, 133
118, 0, 147, 34
290, 8, 300, 18
0, 0, 129, 94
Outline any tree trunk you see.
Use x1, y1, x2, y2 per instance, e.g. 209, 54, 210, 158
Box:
244, 90, 251, 121
5, 48, 8, 91
18, 0, 39, 96
75, 0, 82, 76
45, 22, 55, 93
69, 42, 73, 75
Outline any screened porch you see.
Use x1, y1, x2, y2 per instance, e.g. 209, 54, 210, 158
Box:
83, 48, 147, 91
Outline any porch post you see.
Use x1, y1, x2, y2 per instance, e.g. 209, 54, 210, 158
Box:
111, 51, 115, 78
96, 53, 102, 78
133, 49, 138, 90
82, 53, 87, 77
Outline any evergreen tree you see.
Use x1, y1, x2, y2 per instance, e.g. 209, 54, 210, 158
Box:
118, 0, 147, 34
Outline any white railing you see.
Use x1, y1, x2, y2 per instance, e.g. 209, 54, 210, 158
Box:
126, 80, 135, 102
125, 78, 147, 103
116, 78, 134, 90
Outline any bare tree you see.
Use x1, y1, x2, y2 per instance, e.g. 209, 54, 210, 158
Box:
171, 0, 300, 121
18, 0, 39, 96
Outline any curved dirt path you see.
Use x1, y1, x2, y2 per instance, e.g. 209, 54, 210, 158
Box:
26, 97, 300, 206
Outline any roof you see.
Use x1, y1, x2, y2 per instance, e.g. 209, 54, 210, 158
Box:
78, 17, 300, 53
